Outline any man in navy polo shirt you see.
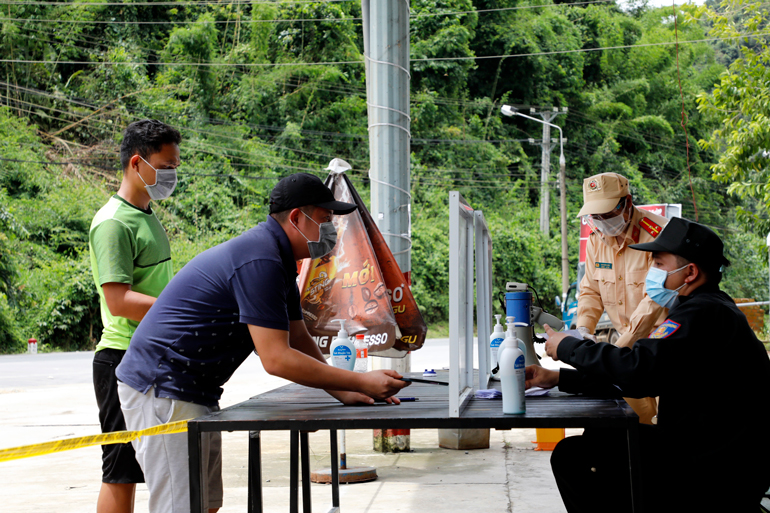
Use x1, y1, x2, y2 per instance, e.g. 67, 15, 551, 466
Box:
116, 173, 409, 513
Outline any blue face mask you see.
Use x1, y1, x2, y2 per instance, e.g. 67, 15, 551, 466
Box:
645, 264, 689, 309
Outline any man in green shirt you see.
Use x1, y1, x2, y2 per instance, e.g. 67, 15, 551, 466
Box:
89, 119, 180, 513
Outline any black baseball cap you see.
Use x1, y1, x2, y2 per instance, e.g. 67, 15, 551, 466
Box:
629, 217, 730, 271
269, 173, 357, 215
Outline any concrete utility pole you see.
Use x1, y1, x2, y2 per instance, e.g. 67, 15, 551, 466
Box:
363, 0, 411, 280
527, 108, 567, 236
362, 0, 412, 452
501, 106, 569, 299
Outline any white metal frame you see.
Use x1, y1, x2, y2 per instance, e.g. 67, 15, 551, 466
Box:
449, 192, 475, 417
474, 210, 493, 391
448, 193, 495, 416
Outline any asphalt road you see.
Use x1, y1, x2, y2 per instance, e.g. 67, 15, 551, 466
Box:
0, 338, 453, 389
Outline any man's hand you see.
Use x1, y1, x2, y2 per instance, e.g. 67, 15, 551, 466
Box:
357, 370, 410, 401
525, 365, 559, 390
543, 324, 568, 361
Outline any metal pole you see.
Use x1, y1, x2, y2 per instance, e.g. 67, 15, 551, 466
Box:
364, 0, 412, 450
540, 120, 551, 235
766, 232, 770, 304
560, 157, 569, 299
501, 105, 569, 297
365, 0, 411, 275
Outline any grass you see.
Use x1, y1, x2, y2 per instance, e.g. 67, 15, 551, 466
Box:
426, 322, 450, 339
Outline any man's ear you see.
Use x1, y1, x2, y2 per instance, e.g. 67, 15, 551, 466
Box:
288, 207, 302, 227
129, 154, 141, 170
684, 263, 699, 283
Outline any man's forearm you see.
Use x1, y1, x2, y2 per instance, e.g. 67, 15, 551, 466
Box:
102, 284, 156, 322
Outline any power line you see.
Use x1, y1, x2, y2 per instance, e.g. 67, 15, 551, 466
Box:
1, 30, 761, 68
0, 0, 353, 6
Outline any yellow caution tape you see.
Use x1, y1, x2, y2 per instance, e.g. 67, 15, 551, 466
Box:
0, 420, 190, 463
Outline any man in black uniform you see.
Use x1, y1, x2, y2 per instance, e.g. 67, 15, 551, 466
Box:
526, 217, 770, 512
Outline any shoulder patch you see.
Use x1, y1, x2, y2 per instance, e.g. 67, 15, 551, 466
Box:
595, 262, 613, 269
650, 319, 681, 339
639, 217, 662, 238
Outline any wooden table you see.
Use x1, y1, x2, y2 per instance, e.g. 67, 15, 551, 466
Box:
188, 375, 642, 513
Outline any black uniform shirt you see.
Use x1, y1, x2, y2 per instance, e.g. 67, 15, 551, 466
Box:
556, 283, 770, 491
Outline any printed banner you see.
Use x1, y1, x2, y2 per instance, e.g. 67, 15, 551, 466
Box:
298, 172, 398, 354
298, 163, 427, 354
338, 173, 427, 352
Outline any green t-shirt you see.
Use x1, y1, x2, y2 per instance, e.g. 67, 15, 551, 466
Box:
89, 195, 174, 351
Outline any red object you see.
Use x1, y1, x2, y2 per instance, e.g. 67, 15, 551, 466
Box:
28, 338, 37, 344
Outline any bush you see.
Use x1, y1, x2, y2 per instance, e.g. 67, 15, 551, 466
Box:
0, 292, 23, 353
29, 255, 102, 351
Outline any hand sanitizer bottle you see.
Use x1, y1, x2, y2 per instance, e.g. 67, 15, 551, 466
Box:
330, 319, 356, 371
490, 314, 505, 381
499, 317, 526, 414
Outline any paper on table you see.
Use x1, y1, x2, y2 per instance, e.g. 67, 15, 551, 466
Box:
525, 387, 550, 397
475, 389, 502, 399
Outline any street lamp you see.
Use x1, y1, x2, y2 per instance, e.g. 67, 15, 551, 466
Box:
501, 104, 569, 301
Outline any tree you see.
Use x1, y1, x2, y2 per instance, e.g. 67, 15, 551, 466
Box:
697, 0, 770, 223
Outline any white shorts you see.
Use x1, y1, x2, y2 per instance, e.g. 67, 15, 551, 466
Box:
117, 382, 223, 513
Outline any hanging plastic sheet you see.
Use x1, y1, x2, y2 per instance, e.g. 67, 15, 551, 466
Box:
298, 159, 427, 354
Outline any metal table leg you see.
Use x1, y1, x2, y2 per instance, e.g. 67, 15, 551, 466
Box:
248, 431, 262, 513
300, 432, 312, 513
626, 423, 644, 513
290, 430, 300, 513
329, 429, 340, 513
188, 422, 204, 513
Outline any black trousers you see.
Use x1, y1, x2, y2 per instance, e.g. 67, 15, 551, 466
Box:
550, 427, 767, 513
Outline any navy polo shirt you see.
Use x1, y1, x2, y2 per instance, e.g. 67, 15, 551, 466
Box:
116, 216, 303, 406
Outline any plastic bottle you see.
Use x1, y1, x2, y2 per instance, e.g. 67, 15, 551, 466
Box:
497, 316, 516, 365
354, 334, 368, 373
499, 317, 526, 415
490, 314, 505, 381
330, 319, 356, 371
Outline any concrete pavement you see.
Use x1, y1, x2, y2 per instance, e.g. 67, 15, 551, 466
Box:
0, 341, 573, 512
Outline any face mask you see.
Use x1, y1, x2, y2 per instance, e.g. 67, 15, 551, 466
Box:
645, 264, 689, 309
591, 215, 629, 237
293, 211, 337, 259
138, 156, 178, 201
589, 200, 631, 237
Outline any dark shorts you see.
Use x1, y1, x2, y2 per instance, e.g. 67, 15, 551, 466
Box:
93, 348, 145, 484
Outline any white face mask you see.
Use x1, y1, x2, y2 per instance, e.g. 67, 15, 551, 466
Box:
592, 215, 629, 237
138, 156, 178, 201
588, 200, 631, 237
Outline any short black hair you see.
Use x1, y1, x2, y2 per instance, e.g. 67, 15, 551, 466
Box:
270, 205, 316, 224
673, 254, 722, 286
120, 119, 182, 170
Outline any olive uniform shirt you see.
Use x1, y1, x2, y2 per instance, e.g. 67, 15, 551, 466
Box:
576, 206, 668, 424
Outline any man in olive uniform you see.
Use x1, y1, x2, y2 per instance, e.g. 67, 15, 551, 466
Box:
576, 172, 668, 424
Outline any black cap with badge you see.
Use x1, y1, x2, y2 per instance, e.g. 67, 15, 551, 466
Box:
629, 217, 730, 272
269, 173, 357, 215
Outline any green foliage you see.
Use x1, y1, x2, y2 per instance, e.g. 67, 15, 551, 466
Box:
0, 0, 768, 352
0, 292, 23, 353
160, 14, 220, 114
697, 0, 770, 217
28, 255, 102, 351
